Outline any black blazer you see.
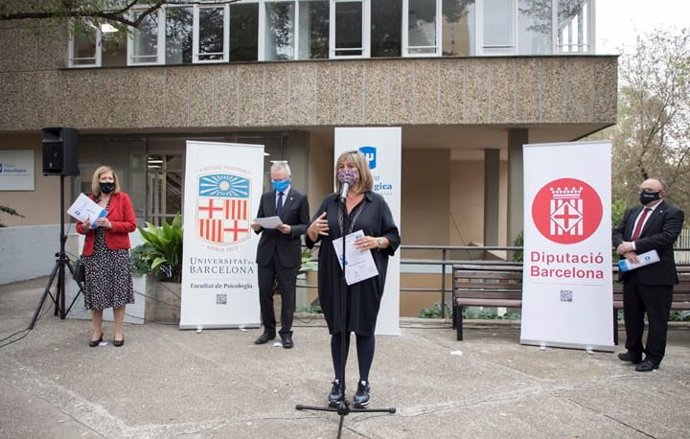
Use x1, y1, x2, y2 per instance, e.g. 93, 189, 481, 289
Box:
613, 200, 684, 285
254, 188, 310, 268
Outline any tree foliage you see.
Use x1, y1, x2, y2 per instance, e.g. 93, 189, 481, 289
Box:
606, 28, 690, 214
0, 1, 240, 30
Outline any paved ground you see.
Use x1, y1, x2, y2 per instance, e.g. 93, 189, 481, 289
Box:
1, 277, 689, 439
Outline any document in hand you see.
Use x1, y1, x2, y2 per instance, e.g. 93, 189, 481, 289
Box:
67, 193, 107, 227
618, 249, 660, 272
332, 229, 379, 285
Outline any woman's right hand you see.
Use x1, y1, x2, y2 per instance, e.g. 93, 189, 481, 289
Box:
308, 211, 329, 241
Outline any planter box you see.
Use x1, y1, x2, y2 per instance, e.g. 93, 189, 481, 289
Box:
145, 277, 181, 324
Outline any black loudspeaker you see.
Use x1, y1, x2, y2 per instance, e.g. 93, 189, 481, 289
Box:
42, 127, 79, 176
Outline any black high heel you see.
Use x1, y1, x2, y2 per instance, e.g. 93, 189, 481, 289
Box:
88, 334, 103, 348
113, 337, 125, 347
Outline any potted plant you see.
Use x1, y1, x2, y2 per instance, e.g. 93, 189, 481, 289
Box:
136, 213, 183, 323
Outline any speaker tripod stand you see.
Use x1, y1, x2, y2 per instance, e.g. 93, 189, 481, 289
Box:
296, 195, 395, 438
30, 175, 83, 329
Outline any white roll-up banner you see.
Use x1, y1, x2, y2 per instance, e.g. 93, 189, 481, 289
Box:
521, 141, 613, 351
180, 141, 264, 329
334, 127, 402, 336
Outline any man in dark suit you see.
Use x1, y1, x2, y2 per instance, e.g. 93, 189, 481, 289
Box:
251, 162, 309, 349
613, 178, 684, 372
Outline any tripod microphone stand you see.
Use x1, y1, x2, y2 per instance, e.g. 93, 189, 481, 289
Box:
29, 175, 83, 329
296, 194, 395, 438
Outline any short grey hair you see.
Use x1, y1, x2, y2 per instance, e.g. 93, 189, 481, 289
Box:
270, 161, 291, 176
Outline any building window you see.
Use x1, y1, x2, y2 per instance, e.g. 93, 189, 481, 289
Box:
194, 4, 229, 62
371, 0, 401, 57
230, 3, 259, 61
297, 1, 330, 59
442, 0, 475, 56
556, 0, 592, 53
68, 0, 594, 67
129, 7, 163, 65
405, 0, 441, 56
68, 22, 100, 68
331, 0, 368, 58
517, 0, 551, 55
264, 1, 296, 60
165, 6, 193, 64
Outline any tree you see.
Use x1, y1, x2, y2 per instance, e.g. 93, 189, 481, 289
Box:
605, 28, 690, 213
0, 1, 240, 30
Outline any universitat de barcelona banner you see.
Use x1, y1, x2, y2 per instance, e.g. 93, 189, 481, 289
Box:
521, 141, 614, 351
180, 141, 264, 329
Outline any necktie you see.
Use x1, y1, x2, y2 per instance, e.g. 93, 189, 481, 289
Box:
276, 192, 284, 217
631, 207, 651, 241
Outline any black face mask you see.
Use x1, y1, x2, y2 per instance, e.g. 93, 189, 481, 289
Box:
639, 191, 660, 205
100, 182, 116, 194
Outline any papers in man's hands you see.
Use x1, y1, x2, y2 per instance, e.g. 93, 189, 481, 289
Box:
332, 229, 379, 285
618, 249, 660, 272
67, 193, 107, 227
254, 216, 283, 229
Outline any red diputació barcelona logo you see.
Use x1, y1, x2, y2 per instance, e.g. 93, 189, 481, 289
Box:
531, 177, 603, 244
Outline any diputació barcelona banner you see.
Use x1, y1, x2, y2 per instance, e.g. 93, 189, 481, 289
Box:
521, 141, 613, 351
180, 141, 264, 329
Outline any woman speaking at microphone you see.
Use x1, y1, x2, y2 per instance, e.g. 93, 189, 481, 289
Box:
306, 150, 400, 409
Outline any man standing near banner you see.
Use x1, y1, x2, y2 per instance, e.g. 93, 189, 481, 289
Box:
251, 162, 310, 349
613, 178, 684, 372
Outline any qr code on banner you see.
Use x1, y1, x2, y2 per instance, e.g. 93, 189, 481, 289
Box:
216, 294, 228, 305
560, 290, 573, 302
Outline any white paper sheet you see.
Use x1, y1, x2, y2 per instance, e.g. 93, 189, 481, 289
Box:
332, 229, 379, 285
618, 249, 660, 272
254, 216, 283, 229
67, 193, 107, 227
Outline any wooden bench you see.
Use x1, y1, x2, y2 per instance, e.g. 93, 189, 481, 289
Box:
453, 264, 690, 342
452, 265, 522, 341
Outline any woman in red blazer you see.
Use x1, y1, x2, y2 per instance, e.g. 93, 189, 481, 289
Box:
76, 166, 136, 348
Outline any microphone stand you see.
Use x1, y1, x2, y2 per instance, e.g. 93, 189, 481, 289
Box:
296, 192, 395, 439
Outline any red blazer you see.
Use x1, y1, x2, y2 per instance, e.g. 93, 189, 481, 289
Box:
76, 192, 137, 256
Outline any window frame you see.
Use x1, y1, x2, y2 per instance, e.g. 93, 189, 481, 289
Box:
127, 7, 165, 66
68, 20, 102, 68
193, 3, 230, 63
329, 0, 370, 59
402, 0, 442, 57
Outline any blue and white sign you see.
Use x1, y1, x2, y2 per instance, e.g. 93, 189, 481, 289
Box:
335, 127, 402, 335
0, 150, 34, 191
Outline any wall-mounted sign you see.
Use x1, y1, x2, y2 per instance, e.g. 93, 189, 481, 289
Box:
0, 150, 35, 191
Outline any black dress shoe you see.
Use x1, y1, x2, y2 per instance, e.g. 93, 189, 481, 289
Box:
617, 352, 642, 364
281, 334, 293, 349
635, 359, 659, 372
113, 337, 125, 347
88, 334, 103, 348
254, 332, 276, 345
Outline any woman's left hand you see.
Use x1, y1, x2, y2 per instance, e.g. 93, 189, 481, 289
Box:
95, 218, 112, 229
355, 236, 379, 252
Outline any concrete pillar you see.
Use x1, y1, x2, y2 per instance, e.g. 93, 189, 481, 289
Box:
507, 128, 528, 245
483, 149, 500, 246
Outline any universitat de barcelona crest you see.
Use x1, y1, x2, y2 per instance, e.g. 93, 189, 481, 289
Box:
531, 177, 603, 245
196, 173, 251, 245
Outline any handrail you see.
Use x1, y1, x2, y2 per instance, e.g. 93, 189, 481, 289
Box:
298, 245, 690, 319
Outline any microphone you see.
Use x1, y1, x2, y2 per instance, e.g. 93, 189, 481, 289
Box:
338, 172, 355, 201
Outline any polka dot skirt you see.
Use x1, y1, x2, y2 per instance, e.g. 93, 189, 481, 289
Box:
83, 228, 135, 311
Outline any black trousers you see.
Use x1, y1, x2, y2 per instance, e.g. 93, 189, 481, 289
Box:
257, 258, 298, 336
623, 274, 673, 365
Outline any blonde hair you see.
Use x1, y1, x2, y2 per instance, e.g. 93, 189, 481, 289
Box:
335, 150, 373, 193
91, 165, 121, 196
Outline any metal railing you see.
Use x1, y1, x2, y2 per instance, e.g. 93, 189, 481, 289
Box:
298, 244, 690, 319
